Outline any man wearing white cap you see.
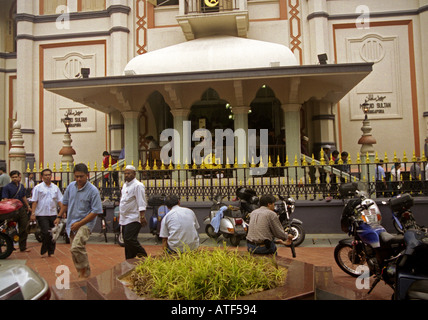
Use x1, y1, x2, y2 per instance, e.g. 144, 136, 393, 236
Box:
119, 165, 148, 259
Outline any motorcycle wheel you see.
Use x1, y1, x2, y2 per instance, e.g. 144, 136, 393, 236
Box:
117, 232, 125, 247
0, 233, 14, 259
334, 243, 367, 278
35, 230, 43, 243
230, 235, 240, 247
205, 225, 219, 239
284, 224, 305, 247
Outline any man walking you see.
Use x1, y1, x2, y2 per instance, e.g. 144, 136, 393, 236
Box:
160, 195, 200, 253
119, 165, 148, 259
2, 170, 31, 252
31, 168, 63, 257
246, 194, 292, 255
57, 163, 103, 279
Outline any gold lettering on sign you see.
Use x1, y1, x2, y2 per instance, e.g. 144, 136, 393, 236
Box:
204, 0, 219, 7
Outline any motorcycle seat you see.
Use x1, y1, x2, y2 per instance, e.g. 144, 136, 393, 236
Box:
379, 232, 404, 247
407, 280, 428, 300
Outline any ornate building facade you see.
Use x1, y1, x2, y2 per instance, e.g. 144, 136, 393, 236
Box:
1, 0, 427, 170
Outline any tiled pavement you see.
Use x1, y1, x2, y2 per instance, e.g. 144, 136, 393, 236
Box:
2, 233, 393, 300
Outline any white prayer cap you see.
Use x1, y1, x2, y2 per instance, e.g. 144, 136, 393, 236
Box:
125, 165, 136, 171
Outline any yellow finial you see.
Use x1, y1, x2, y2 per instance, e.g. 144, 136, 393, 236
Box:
294, 155, 298, 166
329, 154, 334, 165
26, 163, 31, 173
108, 156, 113, 171
168, 160, 173, 170
33, 163, 37, 173
153, 160, 158, 170
176, 159, 181, 170
53, 163, 57, 172
39, 162, 43, 171
123, 160, 127, 169
384, 152, 388, 163
302, 156, 307, 166
138, 160, 143, 171
225, 158, 230, 169
311, 154, 316, 166
375, 152, 379, 164
356, 153, 361, 164
184, 159, 189, 170
87, 162, 91, 171
422, 151, 427, 162
285, 155, 289, 167
320, 149, 325, 165
242, 157, 247, 168
59, 162, 63, 172
251, 157, 256, 168
402, 151, 408, 162
393, 151, 398, 163
276, 155, 281, 167
412, 150, 417, 162
66, 162, 71, 172
145, 159, 150, 170
365, 152, 370, 164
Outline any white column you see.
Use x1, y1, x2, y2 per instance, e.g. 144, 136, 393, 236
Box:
170, 108, 191, 166
281, 103, 301, 161
233, 106, 250, 166
16, 0, 35, 162
122, 111, 140, 166
307, 0, 330, 64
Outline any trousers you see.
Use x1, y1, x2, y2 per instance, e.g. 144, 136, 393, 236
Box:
36, 215, 56, 255
70, 225, 91, 277
122, 221, 147, 259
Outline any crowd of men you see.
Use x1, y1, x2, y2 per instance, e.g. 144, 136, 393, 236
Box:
0, 163, 292, 280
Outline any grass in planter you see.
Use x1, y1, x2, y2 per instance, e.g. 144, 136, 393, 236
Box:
127, 245, 287, 300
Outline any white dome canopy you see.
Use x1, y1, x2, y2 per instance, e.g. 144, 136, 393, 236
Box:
124, 35, 298, 75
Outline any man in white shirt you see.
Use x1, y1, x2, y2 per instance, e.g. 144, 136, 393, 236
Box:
31, 168, 63, 257
160, 195, 200, 253
119, 165, 148, 259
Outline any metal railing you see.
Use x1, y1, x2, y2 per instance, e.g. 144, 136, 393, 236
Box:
23, 151, 428, 202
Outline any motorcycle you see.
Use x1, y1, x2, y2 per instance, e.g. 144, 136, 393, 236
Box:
392, 229, 428, 299
384, 193, 426, 234
0, 199, 23, 259
274, 196, 306, 247
204, 195, 248, 246
334, 183, 404, 282
235, 187, 259, 222
236, 187, 305, 247
148, 194, 169, 243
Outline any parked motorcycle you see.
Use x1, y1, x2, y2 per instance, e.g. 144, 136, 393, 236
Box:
334, 183, 404, 279
235, 187, 259, 222
236, 187, 305, 247
384, 193, 426, 234
204, 195, 248, 246
392, 229, 428, 299
274, 196, 305, 247
148, 194, 169, 243
0, 199, 22, 259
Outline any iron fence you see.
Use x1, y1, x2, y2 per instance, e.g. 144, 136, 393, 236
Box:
22, 153, 428, 202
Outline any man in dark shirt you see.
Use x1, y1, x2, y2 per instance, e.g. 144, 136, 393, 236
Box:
2, 170, 31, 252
